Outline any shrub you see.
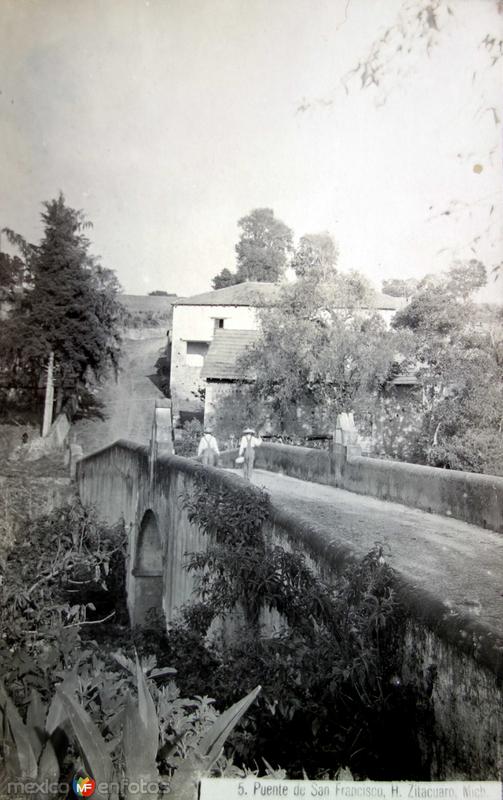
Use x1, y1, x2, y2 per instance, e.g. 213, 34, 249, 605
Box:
0, 500, 128, 707
170, 474, 424, 778
0, 500, 264, 799
175, 419, 203, 458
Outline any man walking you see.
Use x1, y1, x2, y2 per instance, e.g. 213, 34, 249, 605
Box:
197, 427, 220, 467
238, 427, 262, 480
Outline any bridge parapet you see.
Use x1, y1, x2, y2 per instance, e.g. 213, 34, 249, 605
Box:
220, 441, 503, 533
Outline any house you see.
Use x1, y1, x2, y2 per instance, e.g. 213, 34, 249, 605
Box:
170, 280, 402, 426
169, 282, 276, 424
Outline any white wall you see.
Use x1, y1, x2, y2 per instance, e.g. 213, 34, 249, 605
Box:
170, 302, 398, 423
170, 304, 261, 423
172, 304, 259, 341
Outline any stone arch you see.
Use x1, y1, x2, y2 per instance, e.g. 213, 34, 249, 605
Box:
131, 509, 164, 627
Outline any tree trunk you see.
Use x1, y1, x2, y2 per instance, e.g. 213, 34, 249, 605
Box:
55, 386, 63, 415
42, 352, 54, 437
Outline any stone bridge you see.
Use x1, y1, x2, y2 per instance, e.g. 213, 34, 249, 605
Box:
76, 437, 503, 779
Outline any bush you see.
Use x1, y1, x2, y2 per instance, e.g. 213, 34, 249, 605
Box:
159, 474, 427, 779
175, 419, 203, 458
0, 500, 264, 799
0, 500, 128, 706
428, 430, 503, 476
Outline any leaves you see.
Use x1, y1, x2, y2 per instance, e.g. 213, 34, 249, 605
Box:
392, 261, 503, 474
57, 689, 113, 800
196, 685, 261, 765
36, 739, 60, 795
25, 690, 47, 762
227, 267, 401, 435
121, 657, 161, 798
212, 208, 293, 287
0, 681, 38, 779
168, 686, 261, 800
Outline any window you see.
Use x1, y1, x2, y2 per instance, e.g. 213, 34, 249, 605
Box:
213, 318, 225, 331
186, 340, 210, 367
186, 341, 209, 356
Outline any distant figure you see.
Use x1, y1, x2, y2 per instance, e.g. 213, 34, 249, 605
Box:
21, 432, 29, 445
238, 427, 262, 480
198, 427, 220, 467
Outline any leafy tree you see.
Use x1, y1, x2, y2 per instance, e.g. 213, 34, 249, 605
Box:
291, 232, 338, 281
382, 278, 418, 300
148, 290, 170, 296
393, 260, 503, 473
211, 208, 293, 288
226, 268, 400, 435
0, 194, 122, 408
235, 208, 293, 283
212, 267, 239, 290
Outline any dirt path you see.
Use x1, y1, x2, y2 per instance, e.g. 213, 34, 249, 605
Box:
234, 469, 503, 637
73, 334, 167, 456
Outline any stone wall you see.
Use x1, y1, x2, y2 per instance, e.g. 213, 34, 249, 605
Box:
76, 441, 503, 779
266, 502, 503, 780
334, 442, 503, 533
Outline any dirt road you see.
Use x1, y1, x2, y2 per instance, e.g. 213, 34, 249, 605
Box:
74, 333, 167, 456
237, 468, 503, 636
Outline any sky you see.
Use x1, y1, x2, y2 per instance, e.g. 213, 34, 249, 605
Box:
0, 0, 501, 300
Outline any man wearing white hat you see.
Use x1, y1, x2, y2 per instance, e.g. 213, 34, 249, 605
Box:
238, 427, 262, 480
197, 427, 220, 467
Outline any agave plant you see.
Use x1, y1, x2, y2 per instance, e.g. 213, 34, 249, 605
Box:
0, 659, 261, 800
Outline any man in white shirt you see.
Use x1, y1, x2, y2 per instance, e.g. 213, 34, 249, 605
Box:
238, 427, 262, 480
198, 428, 220, 467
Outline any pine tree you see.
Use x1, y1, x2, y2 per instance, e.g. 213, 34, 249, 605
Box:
1, 194, 122, 407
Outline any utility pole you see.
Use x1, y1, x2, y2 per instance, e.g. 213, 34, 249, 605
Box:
42, 351, 54, 437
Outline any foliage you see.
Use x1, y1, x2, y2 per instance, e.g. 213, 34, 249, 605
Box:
119, 308, 171, 329
212, 268, 239, 290
210, 384, 264, 447
0, 194, 122, 407
0, 658, 261, 800
0, 501, 128, 708
212, 208, 293, 288
0, 252, 25, 301
154, 347, 172, 398
183, 476, 272, 628
291, 232, 338, 281
148, 290, 171, 296
0, 499, 263, 799
175, 419, 203, 457
231, 264, 403, 435
336, 0, 501, 266
235, 209, 293, 283
382, 278, 418, 300
342, 0, 501, 96
174, 474, 422, 778
392, 260, 503, 474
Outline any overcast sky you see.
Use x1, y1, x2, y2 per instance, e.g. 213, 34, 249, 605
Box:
1, 0, 501, 300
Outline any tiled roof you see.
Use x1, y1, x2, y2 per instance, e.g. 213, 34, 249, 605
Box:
175, 281, 402, 311
201, 329, 259, 380
174, 282, 278, 307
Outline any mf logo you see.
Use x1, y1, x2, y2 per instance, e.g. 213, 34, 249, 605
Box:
72, 772, 96, 797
